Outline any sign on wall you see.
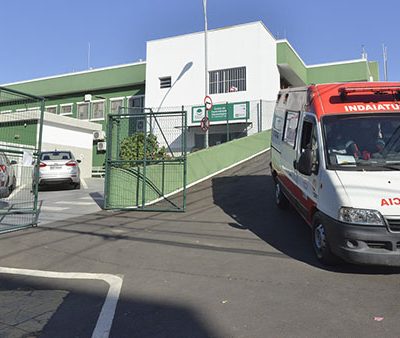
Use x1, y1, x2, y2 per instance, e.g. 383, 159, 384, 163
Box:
192, 101, 249, 123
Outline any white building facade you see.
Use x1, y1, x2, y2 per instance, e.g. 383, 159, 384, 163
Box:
145, 22, 280, 150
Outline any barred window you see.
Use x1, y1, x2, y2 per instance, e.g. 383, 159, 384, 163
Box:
209, 67, 246, 94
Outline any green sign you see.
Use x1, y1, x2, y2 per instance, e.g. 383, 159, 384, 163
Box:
192, 101, 249, 123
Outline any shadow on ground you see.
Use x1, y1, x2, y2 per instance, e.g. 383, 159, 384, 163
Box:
211, 173, 400, 275
0, 274, 217, 338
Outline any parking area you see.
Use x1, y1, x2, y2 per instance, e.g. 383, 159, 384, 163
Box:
37, 178, 104, 225
0, 151, 399, 337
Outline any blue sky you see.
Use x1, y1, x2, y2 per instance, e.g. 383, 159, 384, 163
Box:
0, 0, 398, 84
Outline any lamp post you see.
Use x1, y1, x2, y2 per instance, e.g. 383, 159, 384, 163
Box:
203, 0, 209, 148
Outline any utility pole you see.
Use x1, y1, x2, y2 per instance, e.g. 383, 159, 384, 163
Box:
203, 0, 209, 148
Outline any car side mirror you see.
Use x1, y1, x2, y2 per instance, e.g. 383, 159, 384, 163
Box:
10, 160, 17, 165
77, 159, 82, 163
297, 149, 313, 176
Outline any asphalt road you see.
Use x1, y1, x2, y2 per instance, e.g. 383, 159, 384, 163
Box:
0, 151, 399, 338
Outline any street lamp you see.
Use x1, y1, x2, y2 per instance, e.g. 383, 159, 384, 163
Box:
203, 0, 209, 148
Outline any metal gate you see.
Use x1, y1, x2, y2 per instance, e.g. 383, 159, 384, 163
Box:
0, 87, 44, 233
104, 108, 187, 211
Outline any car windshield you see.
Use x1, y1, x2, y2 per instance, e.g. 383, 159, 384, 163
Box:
323, 113, 400, 171
41, 152, 72, 161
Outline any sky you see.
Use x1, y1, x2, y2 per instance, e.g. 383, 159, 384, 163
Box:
0, 0, 398, 84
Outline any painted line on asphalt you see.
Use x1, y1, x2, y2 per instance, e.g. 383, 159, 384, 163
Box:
6, 184, 27, 200
41, 206, 70, 211
81, 179, 88, 190
55, 201, 95, 206
0, 267, 123, 338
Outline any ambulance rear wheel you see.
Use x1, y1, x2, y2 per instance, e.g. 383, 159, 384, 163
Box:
275, 182, 288, 209
312, 213, 339, 265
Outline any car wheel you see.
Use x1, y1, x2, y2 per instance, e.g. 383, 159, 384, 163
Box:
312, 212, 339, 265
74, 182, 81, 190
10, 176, 16, 192
275, 182, 288, 209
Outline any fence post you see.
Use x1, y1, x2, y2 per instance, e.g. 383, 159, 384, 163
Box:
226, 102, 230, 142
260, 99, 263, 132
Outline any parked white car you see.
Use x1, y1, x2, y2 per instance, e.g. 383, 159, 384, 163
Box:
0, 152, 17, 199
38, 151, 81, 189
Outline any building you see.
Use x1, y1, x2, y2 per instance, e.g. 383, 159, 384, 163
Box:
0, 21, 379, 175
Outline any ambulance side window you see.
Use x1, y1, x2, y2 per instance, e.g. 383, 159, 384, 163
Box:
300, 119, 319, 174
283, 111, 300, 148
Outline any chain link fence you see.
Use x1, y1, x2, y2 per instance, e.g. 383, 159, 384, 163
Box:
148, 99, 274, 153
104, 107, 187, 211
0, 87, 44, 233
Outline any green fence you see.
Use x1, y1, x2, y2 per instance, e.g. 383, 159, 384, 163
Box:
104, 108, 187, 211
0, 87, 44, 233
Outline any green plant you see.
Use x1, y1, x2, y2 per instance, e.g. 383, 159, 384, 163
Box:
120, 133, 168, 162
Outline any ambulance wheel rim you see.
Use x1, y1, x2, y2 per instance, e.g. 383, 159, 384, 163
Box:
314, 223, 326, 251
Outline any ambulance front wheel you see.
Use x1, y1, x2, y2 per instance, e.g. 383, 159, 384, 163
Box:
275, 182, 289, 209
312, 213, 339, 265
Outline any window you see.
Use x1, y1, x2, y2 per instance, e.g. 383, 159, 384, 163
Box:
91, 101, 105, 120
283, 111, 299, 148
209, 66, 246, 94
300, 119, 319, 174
128, 95, 144, 113
45, 106, 57, 114
110, 98, 124, 114
160, 77, 172, 89
77, 103, 89, 120
60, 104, 73, 116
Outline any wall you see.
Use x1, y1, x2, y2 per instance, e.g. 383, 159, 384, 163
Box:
145, 22, 281, 109
41, 116, 100, 178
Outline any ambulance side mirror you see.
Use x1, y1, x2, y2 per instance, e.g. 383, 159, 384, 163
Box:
297, 149, 313, 176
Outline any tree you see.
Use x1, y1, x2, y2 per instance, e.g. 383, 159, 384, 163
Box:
120, 132, 167, 162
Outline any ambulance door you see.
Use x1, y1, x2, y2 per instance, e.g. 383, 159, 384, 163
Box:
295, 114, 320, 220
279, 110, 301, 193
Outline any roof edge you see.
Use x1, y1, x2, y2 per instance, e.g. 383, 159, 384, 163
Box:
2, 61, 146, 87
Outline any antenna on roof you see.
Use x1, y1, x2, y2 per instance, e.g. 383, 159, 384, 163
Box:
361, 45, 367, 60
87, 42, 92, 70
383, 44, 388, 81
361, 45, 373, 82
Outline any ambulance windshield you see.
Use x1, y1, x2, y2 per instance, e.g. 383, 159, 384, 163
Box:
323, 114, 400, 170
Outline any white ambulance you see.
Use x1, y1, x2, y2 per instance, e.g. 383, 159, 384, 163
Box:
270, 82, 400, 266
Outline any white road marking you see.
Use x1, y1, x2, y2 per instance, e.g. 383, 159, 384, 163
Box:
81, 178, 88, 190
55, 201, 95, 206
41, 206, 70, 211
5, 184, 27, 200
0, 267, 123, 338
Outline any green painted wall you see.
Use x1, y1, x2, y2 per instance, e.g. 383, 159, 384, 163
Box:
4, 63, 146, 97
187, 130, 270, 184
277, 41, 379, 84
1, 84, 145, 170
307, 61, 379, 84
105, 130, 271, 209
0, 120, 37, 147
277, 42, 308, 83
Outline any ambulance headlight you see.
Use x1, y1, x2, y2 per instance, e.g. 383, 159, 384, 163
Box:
339, 207, 384, 226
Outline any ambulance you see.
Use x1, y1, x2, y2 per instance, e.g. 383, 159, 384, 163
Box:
270, 82, 400, 266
